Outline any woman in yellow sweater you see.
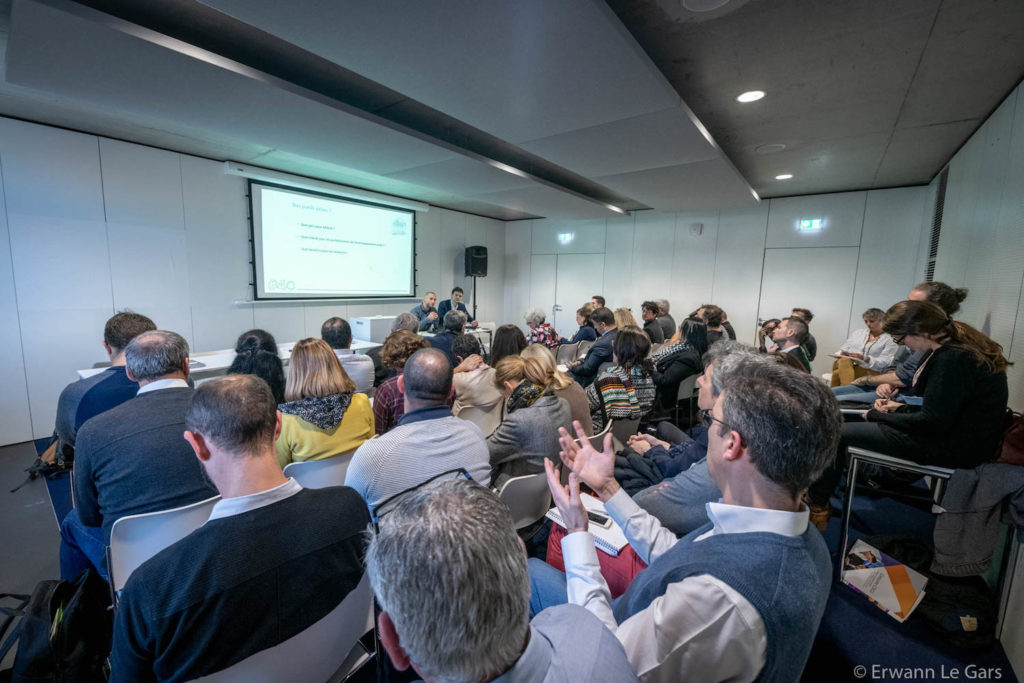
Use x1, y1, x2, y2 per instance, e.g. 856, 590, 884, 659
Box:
276, 338, 374, 467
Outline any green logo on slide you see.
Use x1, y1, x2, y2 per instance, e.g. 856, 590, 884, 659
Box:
392, 218, 407, 235
267, 279, 296, 291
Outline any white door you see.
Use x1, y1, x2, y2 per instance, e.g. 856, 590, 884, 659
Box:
757, 247, 859, 368
553, 254, 604, 339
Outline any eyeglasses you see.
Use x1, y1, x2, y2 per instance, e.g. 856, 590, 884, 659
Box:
892, 334, 906, 345
699, 408, 746, 445
371, 468, 472, 533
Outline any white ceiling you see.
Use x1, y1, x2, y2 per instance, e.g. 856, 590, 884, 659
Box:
0, 0, 757, 220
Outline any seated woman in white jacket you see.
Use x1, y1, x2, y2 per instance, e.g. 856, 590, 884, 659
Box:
830, 307, 898, 387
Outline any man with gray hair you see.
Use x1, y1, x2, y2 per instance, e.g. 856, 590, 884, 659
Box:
110, 375, 369, 682
367, 477, 636, 682
630, 341, 774, 535
59, 330, 216, 580
429, 309, 467, 367
368, 312, 421, 387
655, 298, 675, 340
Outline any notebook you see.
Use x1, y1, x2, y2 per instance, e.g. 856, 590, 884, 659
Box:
546, 493, 630, 557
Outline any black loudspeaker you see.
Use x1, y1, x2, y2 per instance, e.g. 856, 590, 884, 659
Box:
464, 246, 488, 277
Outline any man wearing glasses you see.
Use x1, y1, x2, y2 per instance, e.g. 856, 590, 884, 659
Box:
110, 375, 370, 682
530, 360, 840, 682
366, 477, 636, 682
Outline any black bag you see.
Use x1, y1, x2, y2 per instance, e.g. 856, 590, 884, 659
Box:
0, 570, 112, 682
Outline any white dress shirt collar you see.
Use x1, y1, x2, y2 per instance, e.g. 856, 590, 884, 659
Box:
136, 378, 190, 394
702, 500, 809, 539
207, 478, 303, 522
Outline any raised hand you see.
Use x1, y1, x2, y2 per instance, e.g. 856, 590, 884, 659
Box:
543, 458, 588, 533
556, 420, 620, 501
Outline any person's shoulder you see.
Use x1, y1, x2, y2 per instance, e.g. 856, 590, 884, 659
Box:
294, 485, 371, 519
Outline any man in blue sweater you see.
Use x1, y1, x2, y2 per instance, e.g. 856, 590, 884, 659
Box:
60, 330, 217, 580
530, 359, 840, 682
111, 374, 369, 682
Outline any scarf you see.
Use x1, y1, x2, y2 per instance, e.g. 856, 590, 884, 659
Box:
278, 393, 353, 430
506, 381, 549, 413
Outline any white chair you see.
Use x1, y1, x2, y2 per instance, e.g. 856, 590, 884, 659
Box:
495, 473, 552, 529
282, 451, 357, 489
106, 495, 221, 596
837, 447, 954, 581
567, 422, 613, 484
674, 372, 702, 425
194, 573, 375, 683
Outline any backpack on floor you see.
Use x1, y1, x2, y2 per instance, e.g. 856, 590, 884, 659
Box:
0, 569, 112, 682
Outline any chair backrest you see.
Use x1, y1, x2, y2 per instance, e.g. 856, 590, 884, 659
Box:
555, 342, 579, 365
107, 495, 221, 593
677, 372, 701, 401
609, 418, 640, 451
282, 451, 357, 489
496, 472, 552, 529
454, 404, 503, 437
575, 341, 594, 361
576, 420, 613, 451
194, 572, 374, 682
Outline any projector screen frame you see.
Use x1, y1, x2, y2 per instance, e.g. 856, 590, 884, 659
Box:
247, 179, 418, 302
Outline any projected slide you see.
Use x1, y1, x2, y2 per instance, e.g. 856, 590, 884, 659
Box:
251, 182, 415, 299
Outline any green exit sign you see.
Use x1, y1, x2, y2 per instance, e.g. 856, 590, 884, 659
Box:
799, 218, 823, 231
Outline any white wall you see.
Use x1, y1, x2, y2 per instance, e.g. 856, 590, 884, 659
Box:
0, 117, 505, 445
934, 82, 1024, 412
505, 188, 931, 361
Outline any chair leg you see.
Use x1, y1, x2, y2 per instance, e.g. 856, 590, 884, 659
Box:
836, 457, 861, 583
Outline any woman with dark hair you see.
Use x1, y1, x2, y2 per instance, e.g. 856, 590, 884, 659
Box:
650, 317, 707, 413
586, 326, 656, 431
489, 324, 528, 368
808, 300, 1009, 515
911, 281, 969, 315
557, 303, 598, 345
227, 329, 286, 403
373, 330, 431, 435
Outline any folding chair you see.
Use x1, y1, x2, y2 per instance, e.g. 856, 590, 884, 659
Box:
674, 372, 701, 426
194, 573, 375, 682
555, 342, 579, 365
495, 472, 552, 529
282, 450, 357, 489
836, 447, 953, 581
575, 341, 594, 361
609, 418, 641, 451
107, 495, 221, 601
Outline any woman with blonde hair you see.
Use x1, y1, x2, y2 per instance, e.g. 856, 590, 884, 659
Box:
614, 307, 638, 330
373, 330, 432, 435
521, 344, 593, 436
487, 355, 573, 485
275, 338, 374, 467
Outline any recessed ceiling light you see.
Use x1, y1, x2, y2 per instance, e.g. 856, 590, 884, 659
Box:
775, 174, 793, 180
755, 143, 787, 154
736, 90, 765, 103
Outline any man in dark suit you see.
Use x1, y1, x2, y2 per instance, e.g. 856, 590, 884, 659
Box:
59, 330, 217, 580
771, 317, 812, 372
437, 286, 477, 327
429, 310, 466, 367
568, 307, 617, 387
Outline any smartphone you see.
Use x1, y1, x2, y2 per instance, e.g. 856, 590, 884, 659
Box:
587, 510, 613, 528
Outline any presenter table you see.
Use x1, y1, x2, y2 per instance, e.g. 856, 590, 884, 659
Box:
75, 338, 380, 381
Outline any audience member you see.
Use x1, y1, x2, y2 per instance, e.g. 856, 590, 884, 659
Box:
650, 316, 707, 413
373, 330, 431, 435
558, 303, 598, 345
633, 342, 766, 535
347, 348, 490, 508
110, 375, 369, 682
522, 344, 594, 436
430, 310, 467, 367
61, 331, 217, 579
837, 282, 969, 403
568, 307, 617, 387
640, 301, 666, 344
808, 300, 1008, 514
52, 311, 155, 457
437, 285, 478, 327
757, 318, 781, 353
275, 338, 374, 467
591, 295, 606, 308
529, 358, 840, 682
586, 326, 655, 432
790, 307, 817, 361
698, 304, 727, 345
830, 308, 898, 387
613, 308, 638, 331
411, 291, 441, 332
771, 317, 811, 371
320, 316, 374, 393
367, 313, 419, 387
227, 329, 286, 403
488, 356, 573, 485
655, 299, 676, 341
452, 333, 503, 436
490, 323, 528, 367
367, 478, 636, 683
721, 310, 737, 341
524, 308, 559, 348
